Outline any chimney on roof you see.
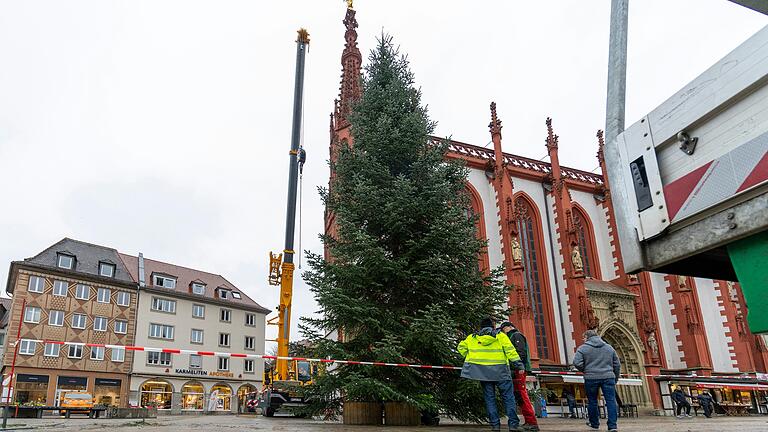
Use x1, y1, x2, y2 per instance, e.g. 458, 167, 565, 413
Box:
138, 253, 146, 288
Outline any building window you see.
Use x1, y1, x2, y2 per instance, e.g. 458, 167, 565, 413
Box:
192, 304, 205, 318
151, 297, 176, 313
116, 291, 131, 306
149, 323, 174, 340
515, 196, 553, 361
75, 284, 90, 300
573, 206, 600, 279
27, 276, 45, 293
189, 354, 202, 369
140, 380, 172, 409
220, 309, 231, 323
232, 292, 241, 299
53, 280, 68, 296
245, 314, 256, 327
94, 316, 108, 332
191, 329, 204, 344
44, 343, 60, 357
71, 313, 87, 329
57, 253, 74, 269
244, 359, 254, 374
181, 381, 204, 410
90, 346, 105, 361
23, 306, 41, 324
244, 336, 255, 351
191, 283, 205, 295
111, 347, 125, 362
219, 333, 230, 347
147, 351, 172, 366
48, 310, 65, 326
153, 275, 176, 289
114, 320, 128, 334
68, 344, 83, 359
19, 340, 36, 355
97, 287, 111, 303
99, 262, 116, 278
218, 289, 230, 299
217, 357, 229, 371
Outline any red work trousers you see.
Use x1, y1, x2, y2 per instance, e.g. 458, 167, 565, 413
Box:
513, 371, 538, 426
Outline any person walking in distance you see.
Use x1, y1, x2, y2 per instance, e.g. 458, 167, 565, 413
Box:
500, 321, 539, 432
561, 387, 577, 419
672, 387, 693, 418
458, 317, 526, 432
573, 329, 621, 432
697, 390, 714, 418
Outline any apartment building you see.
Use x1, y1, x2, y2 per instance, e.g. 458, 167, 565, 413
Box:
1, 238, 139, 407
119, 253, 269, 414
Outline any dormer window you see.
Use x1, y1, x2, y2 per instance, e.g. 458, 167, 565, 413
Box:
99, 262, 116, 278
231, 292, 241, 300
217, 288, 230, 299
191, 283, 206, 295
57, 253, 75, 269
153, 274, 177, 289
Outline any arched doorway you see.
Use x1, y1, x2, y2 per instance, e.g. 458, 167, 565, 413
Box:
237, 384, 257, 413
140, 379, 173, 410
600, 324, 651, 408
210, 383, 232, 412
181, 381, 205, 411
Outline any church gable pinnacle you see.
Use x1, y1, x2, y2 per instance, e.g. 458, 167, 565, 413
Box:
334, 5, 363, 129
489, 102, 502, 136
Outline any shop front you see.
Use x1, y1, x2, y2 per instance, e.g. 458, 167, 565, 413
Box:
130, 374, 261, 414
1, 367, 129, 408
656, 376, 768, 416
538, 373, 644, 416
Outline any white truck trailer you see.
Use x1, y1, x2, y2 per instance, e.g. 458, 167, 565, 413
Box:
604, 21, 768, 333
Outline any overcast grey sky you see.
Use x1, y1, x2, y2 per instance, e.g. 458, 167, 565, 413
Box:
0, 0, 764, 349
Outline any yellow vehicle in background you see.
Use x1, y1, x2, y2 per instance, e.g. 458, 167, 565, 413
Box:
260, 359, 317, 416
60, 391, 94, 415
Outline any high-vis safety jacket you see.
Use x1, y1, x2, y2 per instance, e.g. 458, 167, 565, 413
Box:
457, 327, 521, 381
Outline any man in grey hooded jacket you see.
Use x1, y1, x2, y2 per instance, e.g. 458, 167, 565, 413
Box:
573, 329, 621, 432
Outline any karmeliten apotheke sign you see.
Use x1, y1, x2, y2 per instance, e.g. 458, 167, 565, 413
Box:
174, 369, 234, 378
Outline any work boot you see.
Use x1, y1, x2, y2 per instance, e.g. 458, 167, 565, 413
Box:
519, 424, 540, 431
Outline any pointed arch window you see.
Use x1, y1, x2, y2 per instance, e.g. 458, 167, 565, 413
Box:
465, 184, 490, 274
572, 206, 601, 279
515, 196, 552, 360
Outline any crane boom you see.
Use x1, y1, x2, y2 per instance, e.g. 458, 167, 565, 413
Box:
269, 28, 309, 382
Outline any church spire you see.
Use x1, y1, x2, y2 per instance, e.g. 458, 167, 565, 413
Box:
334, 3, 362, 129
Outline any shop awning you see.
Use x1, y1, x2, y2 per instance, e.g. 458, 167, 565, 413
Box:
695, 382, 768, 391
556, 374, 644, 387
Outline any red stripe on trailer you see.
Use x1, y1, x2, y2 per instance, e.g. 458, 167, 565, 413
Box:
163, 349, 181, 354
231, 353, 247, 358
664, 161, 713, 220
736, 149, 768, 193
198, 351, 215, 356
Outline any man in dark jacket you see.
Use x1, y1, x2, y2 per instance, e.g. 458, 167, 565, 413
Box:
697, 390, 714, 418
500, 322, 538, 432
672, 388, 692, 418
573, 329, 621, 432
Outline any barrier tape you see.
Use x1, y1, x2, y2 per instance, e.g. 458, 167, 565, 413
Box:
12, 340, 768, 382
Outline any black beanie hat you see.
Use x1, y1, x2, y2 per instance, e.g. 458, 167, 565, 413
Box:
500, 321, 514, 329
480, 317, 494, 329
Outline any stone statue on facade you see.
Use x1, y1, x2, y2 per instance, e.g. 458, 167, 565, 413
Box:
571, 245, 584, 274
677, 275, 689, 291
647, 333, 660, 360
511, 236, 522, 265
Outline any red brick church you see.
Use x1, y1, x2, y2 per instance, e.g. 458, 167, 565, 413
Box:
325, 4, 768, 414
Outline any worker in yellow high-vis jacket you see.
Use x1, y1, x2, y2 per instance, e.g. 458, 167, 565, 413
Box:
458, 317, 525, 432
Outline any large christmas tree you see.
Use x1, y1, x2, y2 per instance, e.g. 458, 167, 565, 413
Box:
301, 35, 509, 421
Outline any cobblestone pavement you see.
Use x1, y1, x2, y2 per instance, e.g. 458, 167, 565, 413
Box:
4, 414, 768, 431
